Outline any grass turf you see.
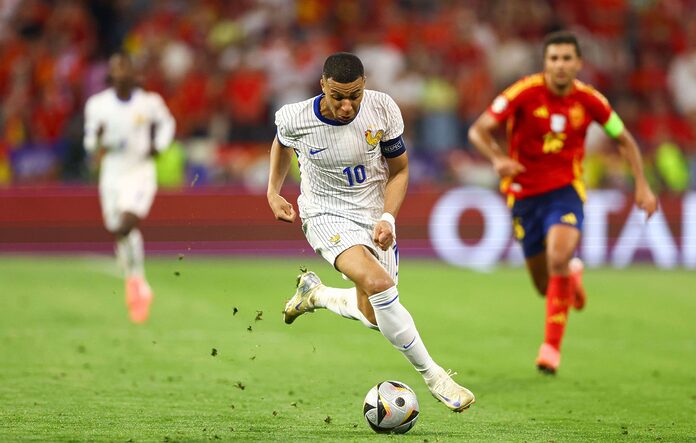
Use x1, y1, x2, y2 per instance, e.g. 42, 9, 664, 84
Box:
0, 256, 695, 442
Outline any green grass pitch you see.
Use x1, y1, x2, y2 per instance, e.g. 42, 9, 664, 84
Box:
1, 256, 695, 442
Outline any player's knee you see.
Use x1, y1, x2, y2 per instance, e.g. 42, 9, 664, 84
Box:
362, 276, 394, 296
546, 251, 571, 275
113, 213, 140, 237
111, 225, 131, 237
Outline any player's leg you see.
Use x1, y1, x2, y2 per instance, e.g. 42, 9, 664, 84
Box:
283, 270, 377, 329
113, 212, 144, 275
569, 256, 586, 310
336, 245, 475, 412
524, 252, 548, 296
515, 186, 586, 373
319, 285, 378, 329
111, 211, 152, 323
115, 176, 156, 323
524, 249, 586, 309
536, 223, 580, 374
283, 216, 378, 328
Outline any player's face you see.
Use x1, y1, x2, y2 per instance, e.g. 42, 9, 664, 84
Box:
321, 76, 365, 123
109, 55, 135, 89
544, 44, 582, 91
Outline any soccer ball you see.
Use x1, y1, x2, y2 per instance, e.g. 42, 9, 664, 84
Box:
363, 380, 419, 434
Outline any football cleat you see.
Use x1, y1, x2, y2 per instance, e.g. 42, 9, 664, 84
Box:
425, 366, 475, 412
536, 342, 561, 375
569, 257, 586, 310
126, 276, 153, 324
283, 269, 322, 324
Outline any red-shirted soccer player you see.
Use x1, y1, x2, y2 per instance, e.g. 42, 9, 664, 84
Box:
468, 31, 658, 374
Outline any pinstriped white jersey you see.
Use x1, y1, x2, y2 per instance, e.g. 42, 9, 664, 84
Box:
275, 89, 405, 223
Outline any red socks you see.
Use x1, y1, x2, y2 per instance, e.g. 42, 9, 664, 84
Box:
544, 275, 572, 350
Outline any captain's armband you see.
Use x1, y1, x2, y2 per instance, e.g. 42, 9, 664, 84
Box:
603, 112, 625, 139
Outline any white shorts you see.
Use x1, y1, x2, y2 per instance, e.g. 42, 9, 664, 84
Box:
302, 214, 399, 284
99, 169, 156, 232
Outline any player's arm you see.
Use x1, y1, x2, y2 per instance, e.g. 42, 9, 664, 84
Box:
468, 112, 525, 178
374, 152, 408, 251
267, 135, 296, 223
83, 98, 106, 170
150, 94, 176, 157
607, 117, 658, 218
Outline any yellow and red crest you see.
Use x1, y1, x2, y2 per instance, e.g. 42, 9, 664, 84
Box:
365, 129, 384, 147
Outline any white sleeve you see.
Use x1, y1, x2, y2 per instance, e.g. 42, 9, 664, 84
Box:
274, 106, 294, 148
382, 94, 404, 141
83, 96, 101, 153
150, 93, 176, 152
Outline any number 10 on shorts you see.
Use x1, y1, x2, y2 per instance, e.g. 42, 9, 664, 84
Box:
342, 165, 366, 186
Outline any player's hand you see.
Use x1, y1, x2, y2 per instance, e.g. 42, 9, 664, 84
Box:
492, 155, 525, 178
635, 182, 658, 219
90, 146, 106, 173
373, 221, 394, 251
268, 193, 296, 223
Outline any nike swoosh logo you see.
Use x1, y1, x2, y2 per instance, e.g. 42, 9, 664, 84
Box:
309, 148, 327, 155
402, 336, 417, 349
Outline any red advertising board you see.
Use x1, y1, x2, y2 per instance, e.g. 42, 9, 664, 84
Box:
0, 186, 693, 268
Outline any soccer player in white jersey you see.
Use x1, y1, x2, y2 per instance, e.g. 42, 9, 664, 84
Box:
84, 53, 175, 323
267, 52, 475, 412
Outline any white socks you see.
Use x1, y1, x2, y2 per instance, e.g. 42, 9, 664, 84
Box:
313, 286, 378, 330
115, 228, 145, 278
311, 283, 439, 379
368, 286, 435, 374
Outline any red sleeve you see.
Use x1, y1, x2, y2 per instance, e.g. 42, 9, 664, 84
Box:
487, 93, 518, 123
579, 84, 613, 125
486, 74, 544, 123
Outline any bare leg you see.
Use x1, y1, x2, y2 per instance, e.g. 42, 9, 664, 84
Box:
524, 252, 548, 296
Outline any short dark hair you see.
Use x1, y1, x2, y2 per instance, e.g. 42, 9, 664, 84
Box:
322, 52, 364, 83
543, 31, 582, 58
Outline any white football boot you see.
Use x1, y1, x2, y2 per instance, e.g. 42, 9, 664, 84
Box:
425, 366, 476, 412
283, 269, 322, 324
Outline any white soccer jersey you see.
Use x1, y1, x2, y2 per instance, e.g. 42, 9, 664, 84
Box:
84, 87, 175, 229
84, 87, 175, 184
275, 89, 405, 223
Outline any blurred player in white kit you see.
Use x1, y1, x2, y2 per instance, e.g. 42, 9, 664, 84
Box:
83, 53, 175, 323
267, 52, 475, 412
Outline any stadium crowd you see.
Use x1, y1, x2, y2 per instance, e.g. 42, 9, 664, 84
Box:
1, 0, 695, 192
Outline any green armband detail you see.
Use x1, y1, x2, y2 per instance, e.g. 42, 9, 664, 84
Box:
603, 111, 624, 138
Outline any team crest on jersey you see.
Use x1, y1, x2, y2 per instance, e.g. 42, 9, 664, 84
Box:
134, 114, 147, 126
365, 129, 384, 149
569, 104, 585, 129
329, 234, 341, 244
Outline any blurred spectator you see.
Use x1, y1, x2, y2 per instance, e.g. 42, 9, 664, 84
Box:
0, 0, 694, 192
668, 16, 696, 127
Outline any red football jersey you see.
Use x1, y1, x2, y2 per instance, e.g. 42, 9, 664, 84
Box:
487, 73, 614, 200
